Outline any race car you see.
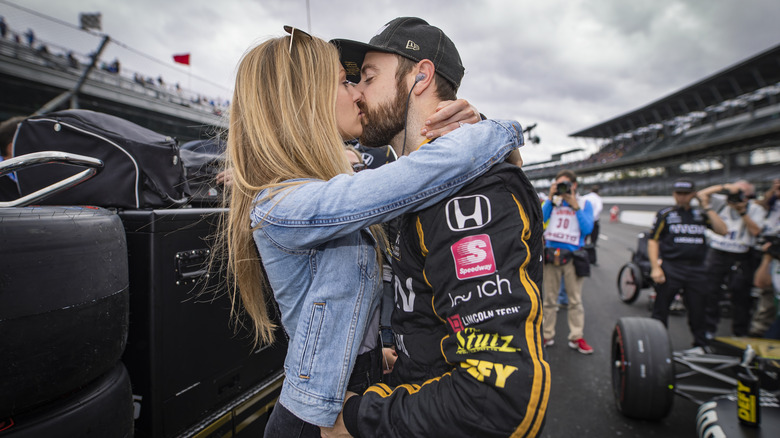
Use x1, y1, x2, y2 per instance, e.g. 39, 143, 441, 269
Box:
611, 317, 780, 437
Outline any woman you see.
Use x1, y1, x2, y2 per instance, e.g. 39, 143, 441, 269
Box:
222, 28, 523, 436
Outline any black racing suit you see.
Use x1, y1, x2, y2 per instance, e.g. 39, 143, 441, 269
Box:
649, 205, 715, 347
342, 162, 549, 437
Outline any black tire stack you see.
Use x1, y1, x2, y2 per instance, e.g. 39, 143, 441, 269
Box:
0, 206, 133, 437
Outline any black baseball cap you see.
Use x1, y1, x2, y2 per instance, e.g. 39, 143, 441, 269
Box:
672, 179, 695, 193
331, 17, 465, 89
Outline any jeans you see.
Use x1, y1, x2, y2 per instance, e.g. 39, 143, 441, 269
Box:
265, 402, 321, 438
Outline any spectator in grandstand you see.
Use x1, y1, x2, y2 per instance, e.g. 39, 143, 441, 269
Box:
0, 16, 7, 39
24, 28, 34, 46
698, 181, 765, 338
648, 179, 727, 353
542, 169, 595, 354
66, 51, 79, 69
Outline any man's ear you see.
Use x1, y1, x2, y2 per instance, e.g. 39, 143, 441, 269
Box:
413, 60, 435, 96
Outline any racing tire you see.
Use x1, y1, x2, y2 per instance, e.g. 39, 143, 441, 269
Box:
611, 317, 674, 420
617, 263, 643, 304
0, 206, 129, 417
0, 363, 134, 437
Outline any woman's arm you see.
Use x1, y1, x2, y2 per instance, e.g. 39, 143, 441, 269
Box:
254, 119, 523, 248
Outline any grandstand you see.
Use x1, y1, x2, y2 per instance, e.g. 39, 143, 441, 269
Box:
0, 6, 228, 142
526, 43, 780, 196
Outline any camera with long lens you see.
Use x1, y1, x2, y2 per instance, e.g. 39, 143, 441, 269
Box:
726, 189, 746, 204
556, 181, 572, 195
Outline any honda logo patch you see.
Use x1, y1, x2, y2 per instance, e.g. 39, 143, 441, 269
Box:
445, 195, 491, 231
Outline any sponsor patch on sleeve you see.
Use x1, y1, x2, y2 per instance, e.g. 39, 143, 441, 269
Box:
451, 234, 496, 280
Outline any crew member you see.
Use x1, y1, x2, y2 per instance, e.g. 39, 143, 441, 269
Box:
648, 179, 727, 352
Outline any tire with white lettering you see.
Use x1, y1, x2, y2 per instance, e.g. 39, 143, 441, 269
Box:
611, 317, 674, 420
617, 263, 643, 304
0, 363, 134, 437
0, 206, 129, 417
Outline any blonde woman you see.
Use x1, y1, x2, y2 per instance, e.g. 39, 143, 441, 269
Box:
223, 27, 524, 436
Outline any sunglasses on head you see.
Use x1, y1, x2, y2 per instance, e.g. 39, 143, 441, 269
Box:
351, 163, 367, 173
283, 25, 313, 54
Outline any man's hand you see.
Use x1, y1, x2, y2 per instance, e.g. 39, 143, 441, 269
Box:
382, 347, 398, 374
320, 392, 357, 438
562, 192, 579, 210
548, 184, 557, 201
421, 99, 480, 139
650, 262, 665, 284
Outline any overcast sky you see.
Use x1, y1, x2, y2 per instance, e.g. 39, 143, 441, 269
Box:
2, 0, 778, 163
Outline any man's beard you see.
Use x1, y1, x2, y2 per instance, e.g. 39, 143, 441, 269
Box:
358, 82, 408, 148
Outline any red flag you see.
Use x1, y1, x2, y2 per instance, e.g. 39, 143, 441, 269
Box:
173, 53, 190, 65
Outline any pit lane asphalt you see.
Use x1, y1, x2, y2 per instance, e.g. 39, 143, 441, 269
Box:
540, 213, 733, 438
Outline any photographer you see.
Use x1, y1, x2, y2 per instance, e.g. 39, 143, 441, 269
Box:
542, 170, 595, 354
698, 181, 766, 338
748, 179, 780, 336
754, 234, 780, 339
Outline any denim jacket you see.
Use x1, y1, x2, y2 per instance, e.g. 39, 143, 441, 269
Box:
250, 120, 523, 426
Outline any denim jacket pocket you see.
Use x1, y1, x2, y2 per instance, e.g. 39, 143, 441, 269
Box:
298, 301, 326, 378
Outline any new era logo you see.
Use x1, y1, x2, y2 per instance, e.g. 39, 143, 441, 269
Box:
445, 195, 492, 231
406, 40, 420, 51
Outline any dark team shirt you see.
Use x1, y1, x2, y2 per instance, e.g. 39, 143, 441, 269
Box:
650, 205, 713, 262
347, 162, 550, 438
351, 142, 397, 170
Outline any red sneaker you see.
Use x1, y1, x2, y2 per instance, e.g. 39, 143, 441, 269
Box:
543, 338, 554, 347
568, 338, 593, 354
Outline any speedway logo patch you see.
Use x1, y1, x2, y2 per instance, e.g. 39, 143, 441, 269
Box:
451, 234, 496, 280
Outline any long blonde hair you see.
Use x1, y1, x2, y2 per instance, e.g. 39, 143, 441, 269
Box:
220, 33, 384, 347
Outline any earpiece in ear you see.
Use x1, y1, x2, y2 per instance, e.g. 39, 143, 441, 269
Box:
415, 73, 426, 82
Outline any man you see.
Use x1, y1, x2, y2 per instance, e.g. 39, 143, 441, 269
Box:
698, 180, 765, 337
581, 185, 603, 246
750, 179, 780, 337
754, 232, 780, 339
541, 170, 594, 354
648, 179, 727, 352
328, 17, 549, 437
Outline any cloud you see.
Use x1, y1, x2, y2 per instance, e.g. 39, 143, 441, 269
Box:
3, 0, 777, 160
